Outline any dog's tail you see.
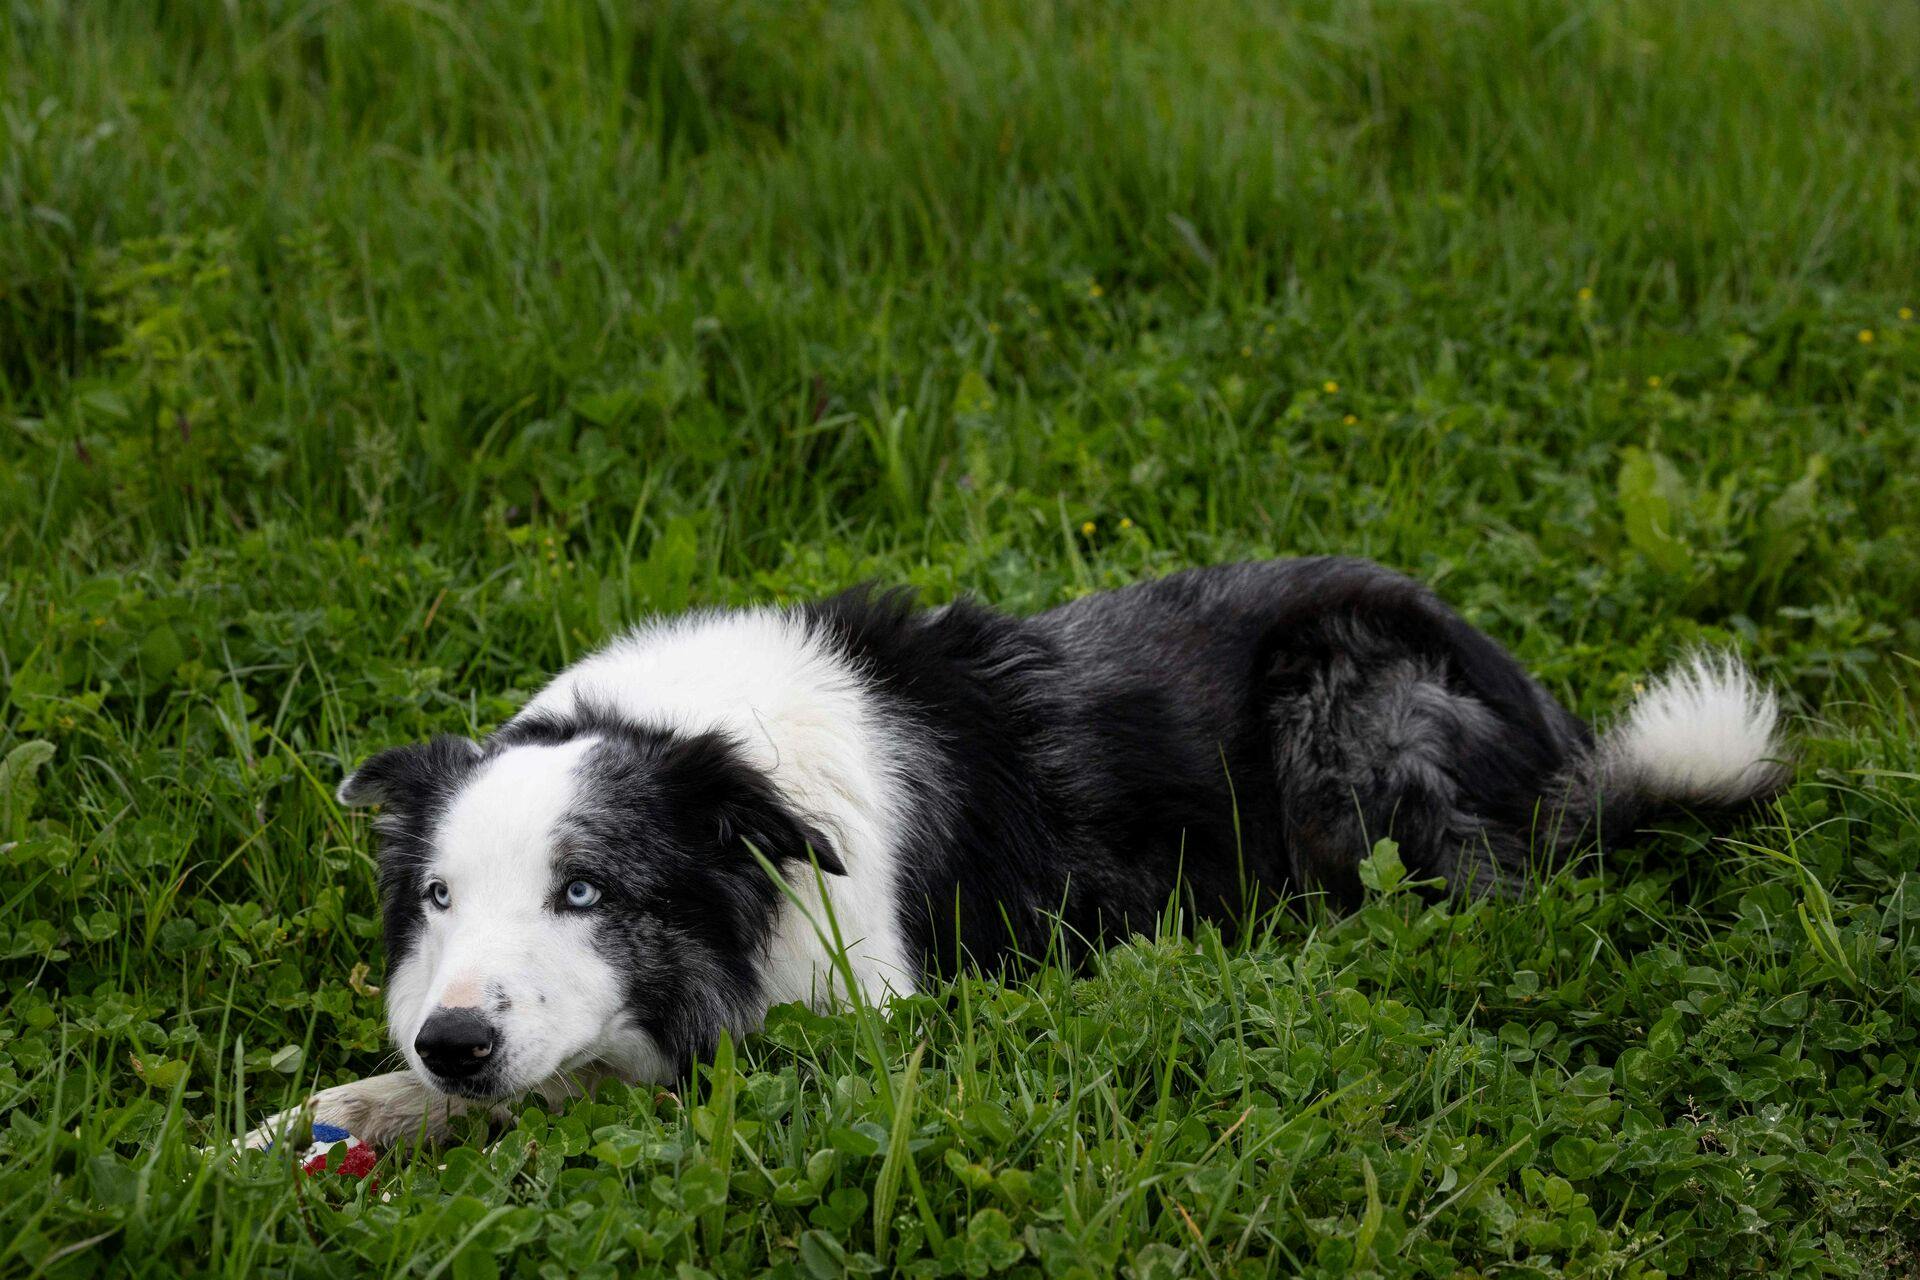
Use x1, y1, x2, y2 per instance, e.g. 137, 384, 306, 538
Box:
1550, 652, 1792, 852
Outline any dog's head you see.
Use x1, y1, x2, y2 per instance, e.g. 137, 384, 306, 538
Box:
337, 712, 842, 1100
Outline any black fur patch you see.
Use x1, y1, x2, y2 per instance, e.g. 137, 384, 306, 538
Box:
337, 734, 482, 971
801, 559, 1606, 980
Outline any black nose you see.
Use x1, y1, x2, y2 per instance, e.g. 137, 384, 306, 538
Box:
414, 1009, 496, 1080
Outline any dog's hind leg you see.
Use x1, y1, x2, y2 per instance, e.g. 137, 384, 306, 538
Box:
1271, 653, 1511, 904
1258, 562, 1598, 904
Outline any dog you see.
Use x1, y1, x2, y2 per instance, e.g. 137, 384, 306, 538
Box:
245, 557, 1789, 1148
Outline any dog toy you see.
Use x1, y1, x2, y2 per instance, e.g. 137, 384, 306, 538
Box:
298, 1123, 379, 1180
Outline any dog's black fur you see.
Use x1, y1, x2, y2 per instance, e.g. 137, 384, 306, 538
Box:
807, 557, 1658, 979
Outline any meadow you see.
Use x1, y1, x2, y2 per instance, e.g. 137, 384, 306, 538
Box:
3, 0, 1919, 1274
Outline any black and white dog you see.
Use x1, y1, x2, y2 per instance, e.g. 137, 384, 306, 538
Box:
249, 558, 1788, 1146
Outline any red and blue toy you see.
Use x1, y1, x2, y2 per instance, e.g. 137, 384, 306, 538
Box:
297, 1123, 379, 1181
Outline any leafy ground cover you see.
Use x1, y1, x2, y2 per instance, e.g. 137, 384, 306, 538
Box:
2, 1, 1918, 1275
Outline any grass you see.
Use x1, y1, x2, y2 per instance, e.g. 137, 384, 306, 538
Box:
2, 0, 1918, 1274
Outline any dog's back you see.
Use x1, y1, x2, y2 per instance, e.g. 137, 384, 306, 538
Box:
812, 557, 1789, 973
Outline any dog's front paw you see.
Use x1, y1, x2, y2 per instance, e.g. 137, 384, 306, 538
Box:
241, 1071, 470, 1152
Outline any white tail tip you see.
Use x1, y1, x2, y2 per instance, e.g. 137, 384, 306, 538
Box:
1610, 652, 1790, 807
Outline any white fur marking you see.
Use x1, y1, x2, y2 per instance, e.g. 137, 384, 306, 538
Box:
1612, 651, 1787, 805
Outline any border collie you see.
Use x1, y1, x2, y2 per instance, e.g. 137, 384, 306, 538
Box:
246, 558, 1789, 1147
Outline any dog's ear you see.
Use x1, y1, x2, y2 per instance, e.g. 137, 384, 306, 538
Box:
653, 732, 847, 876
718, 797, 847, 877
337, 735, 482, 811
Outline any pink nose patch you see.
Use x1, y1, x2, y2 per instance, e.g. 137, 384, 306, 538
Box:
439, 976, 483, 1008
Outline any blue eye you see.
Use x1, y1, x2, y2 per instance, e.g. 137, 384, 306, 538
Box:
427, 879, 451, 909
564, 880, 601, 909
